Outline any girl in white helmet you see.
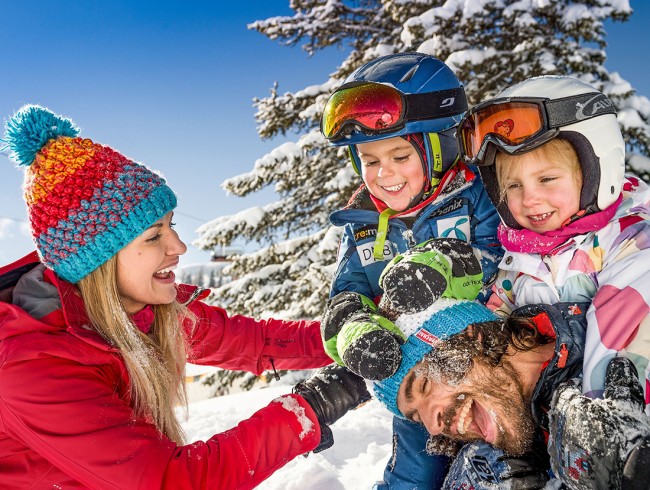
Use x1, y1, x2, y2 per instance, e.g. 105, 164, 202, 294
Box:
457, 75, 650, 488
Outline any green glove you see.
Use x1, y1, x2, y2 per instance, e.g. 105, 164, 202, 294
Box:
379, 238, 483, 315
336, 311, 406, 380
321, 291, 377, 365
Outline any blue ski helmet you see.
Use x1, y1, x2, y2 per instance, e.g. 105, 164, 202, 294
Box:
321, 52, 468, 183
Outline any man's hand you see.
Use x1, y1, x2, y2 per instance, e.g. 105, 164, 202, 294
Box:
293, 364, 371, 452
379, 238, 483, 315
442, 441, 549, 490
548, 357, 650, 490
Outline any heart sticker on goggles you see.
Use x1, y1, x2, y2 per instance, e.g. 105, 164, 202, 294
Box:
494, 119, 514, 138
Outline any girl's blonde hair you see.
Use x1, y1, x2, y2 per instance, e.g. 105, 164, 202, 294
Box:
77, 256, 193, 444
495, 138, 583, 202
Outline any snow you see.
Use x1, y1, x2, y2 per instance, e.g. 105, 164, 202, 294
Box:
275, 395, 316, 440
180, 382, 394, 489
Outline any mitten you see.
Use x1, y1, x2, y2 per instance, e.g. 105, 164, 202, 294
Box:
293, 364, 371, 452
336, 310, 406, 380
548, 357, 650, 490
442, 440, 549, 490
379, 238, 483, 315
321, 291, 377, 364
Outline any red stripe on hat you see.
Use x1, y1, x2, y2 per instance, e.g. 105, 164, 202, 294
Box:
28, 145, 132, 237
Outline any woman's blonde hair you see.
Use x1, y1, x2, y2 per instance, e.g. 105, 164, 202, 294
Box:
77, 256, 193, 444
495, 138, 583, 202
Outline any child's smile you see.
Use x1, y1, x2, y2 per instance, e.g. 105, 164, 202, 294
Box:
382, 182, 406, 193
502, 152, 582, 233
357, 136, 425, 212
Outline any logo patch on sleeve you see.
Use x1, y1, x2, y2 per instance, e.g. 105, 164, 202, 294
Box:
436, 215, 471, 242
357, 240, 395, 266
354, 225, 378, 242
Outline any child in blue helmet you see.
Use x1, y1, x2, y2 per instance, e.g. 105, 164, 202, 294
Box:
319, 52, 503, 490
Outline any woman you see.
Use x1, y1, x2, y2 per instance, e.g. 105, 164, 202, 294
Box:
0, 105, 369, 489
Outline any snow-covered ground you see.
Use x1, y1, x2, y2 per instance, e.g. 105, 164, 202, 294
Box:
180, 380, 394, 489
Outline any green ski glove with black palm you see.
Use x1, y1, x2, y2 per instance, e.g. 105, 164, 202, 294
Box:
321, 238, 483, 381
321, 291, 405, 380
379, 238, 483, 315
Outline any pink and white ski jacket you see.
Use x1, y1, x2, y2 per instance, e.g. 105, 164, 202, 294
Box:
487, 175, 650, 408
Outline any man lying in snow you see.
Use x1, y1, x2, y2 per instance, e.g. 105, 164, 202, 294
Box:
327, 239, 650, 489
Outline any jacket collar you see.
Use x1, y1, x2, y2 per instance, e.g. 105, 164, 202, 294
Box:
47, 270, 207, 335
512, 302, 588, 429
2, 253, 206, 344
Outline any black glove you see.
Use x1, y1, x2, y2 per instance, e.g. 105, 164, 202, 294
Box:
622, 437, 650, 490
548, 357, 650, 490
293, 364, 371, 452
442, 440, 549, 490
379, 238, 483, 315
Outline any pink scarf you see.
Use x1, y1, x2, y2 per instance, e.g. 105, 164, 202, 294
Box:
498, 196, 622, 255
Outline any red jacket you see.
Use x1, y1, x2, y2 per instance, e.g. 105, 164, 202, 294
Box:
0, 252, 332, 489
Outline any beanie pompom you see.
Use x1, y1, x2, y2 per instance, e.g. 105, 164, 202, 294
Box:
4, 105, 79, 167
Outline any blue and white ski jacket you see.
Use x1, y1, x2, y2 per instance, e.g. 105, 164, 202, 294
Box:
330, 163, 503, 301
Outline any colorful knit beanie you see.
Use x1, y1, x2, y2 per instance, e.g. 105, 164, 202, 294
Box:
373, 298, 498, 417
3, 105, 177, 283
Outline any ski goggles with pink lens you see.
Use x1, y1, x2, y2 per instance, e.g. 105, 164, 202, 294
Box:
321, 81, 467, 142
457, 92, 617, 165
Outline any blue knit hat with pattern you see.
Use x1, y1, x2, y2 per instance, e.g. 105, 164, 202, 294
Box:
3, 105, 177, 283
373, 299, 498, 417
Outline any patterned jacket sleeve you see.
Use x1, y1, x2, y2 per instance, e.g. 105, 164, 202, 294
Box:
582, 216, 650, 405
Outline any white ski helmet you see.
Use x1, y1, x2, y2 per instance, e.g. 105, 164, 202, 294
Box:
458, 76, 625, 229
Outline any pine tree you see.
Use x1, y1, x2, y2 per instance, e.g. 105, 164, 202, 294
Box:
195, 0, 650, 322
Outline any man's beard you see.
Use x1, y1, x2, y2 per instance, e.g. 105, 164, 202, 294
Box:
424, 357, 537, 456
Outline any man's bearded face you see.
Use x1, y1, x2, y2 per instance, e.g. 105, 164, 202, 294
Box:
396, 350, 537, 456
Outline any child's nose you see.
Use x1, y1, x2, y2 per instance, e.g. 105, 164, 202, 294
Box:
521, 185, 541, 206
377, 162, 394, 178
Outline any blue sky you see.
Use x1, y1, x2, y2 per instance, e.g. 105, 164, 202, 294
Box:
1, 1, 649, 266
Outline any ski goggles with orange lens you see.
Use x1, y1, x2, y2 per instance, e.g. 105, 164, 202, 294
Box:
321, 81, 467, 142
457, 92, 617, 165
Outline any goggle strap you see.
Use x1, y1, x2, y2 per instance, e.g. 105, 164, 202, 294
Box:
427, 132, 444, 188
405, 88, 468, 121
545, 92, 617, 128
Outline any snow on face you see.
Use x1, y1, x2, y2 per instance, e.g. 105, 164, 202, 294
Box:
402, 347, 538, 456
